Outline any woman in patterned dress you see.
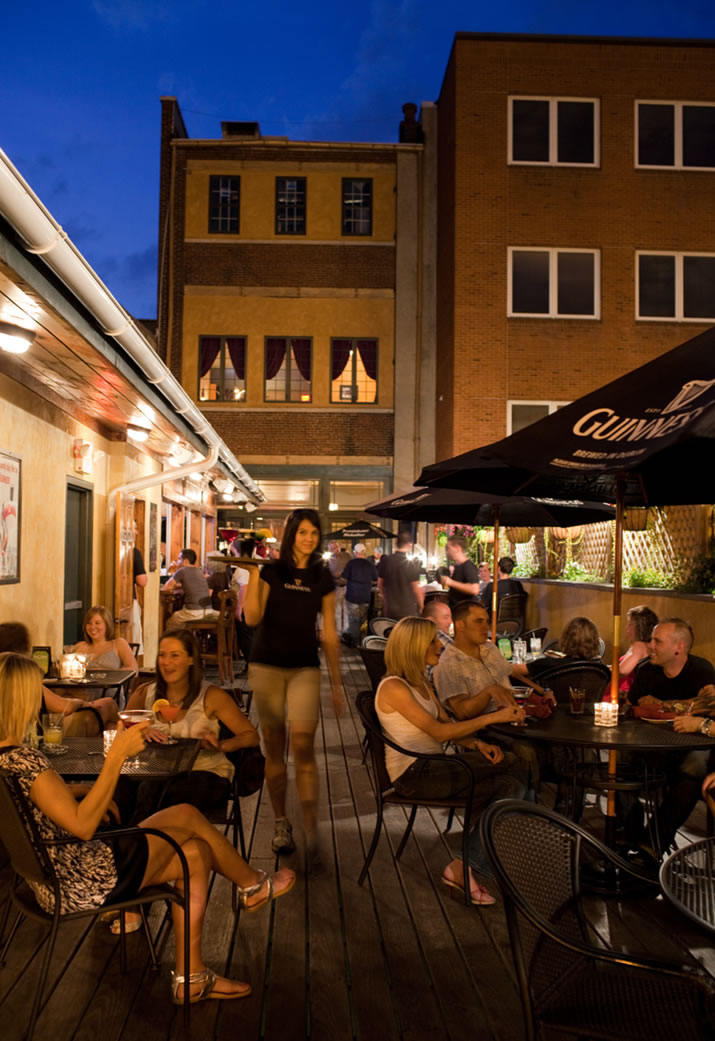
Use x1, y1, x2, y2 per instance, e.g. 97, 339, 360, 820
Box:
0, 652, 295, 1005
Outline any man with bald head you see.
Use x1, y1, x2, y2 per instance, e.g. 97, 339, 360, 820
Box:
627, 618, 715, 857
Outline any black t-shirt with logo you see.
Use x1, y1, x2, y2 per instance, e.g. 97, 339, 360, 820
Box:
250, 560, 335, 668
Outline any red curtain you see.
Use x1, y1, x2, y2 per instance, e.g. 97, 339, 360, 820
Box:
199, 337, 221, 377
331, 339, 351, 380
357, 339, 377, 380
292, 338, 312, 381
265, 338, 287, 380
226, 337, 246, 380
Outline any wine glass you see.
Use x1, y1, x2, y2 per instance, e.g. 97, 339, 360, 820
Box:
117, 709, 153, 767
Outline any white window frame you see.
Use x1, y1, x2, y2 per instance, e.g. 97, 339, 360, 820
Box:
508, 247, 601, 319
635, 100, 715, 171
636, 250, 715, 322
507, 400, 570, 436
508, 96, 600, 167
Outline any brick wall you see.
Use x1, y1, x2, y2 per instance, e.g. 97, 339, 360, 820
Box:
184, 243, 395, 289
204, 410, 394, 456
438, 36, 715, 456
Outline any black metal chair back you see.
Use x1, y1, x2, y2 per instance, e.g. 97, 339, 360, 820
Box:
0, 768, 192, 1037
480, 800, 715, 1041
535, 662, 610, 704
368, 616, 397, 639
355, 690, 474, 901
358, 646, 387, 693
496, 592, 527, 637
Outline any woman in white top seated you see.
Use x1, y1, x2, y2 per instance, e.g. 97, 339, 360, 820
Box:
376, 616, 528, 906
72, 605, 138, 671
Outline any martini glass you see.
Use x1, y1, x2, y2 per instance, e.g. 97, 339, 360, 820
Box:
118, 709, 153, 767
158, 703, 182, 743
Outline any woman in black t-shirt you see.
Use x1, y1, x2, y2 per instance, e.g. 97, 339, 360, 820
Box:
244, 509, 344, 866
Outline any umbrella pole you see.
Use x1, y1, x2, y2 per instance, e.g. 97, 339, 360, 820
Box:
606, 476, 625, 824
491, 507, 500, 642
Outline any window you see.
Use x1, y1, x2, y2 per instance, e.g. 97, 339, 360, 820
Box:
254, 480, 319, 507
509, 97, 599, 166
637, 102, 715, 169
508, 401, 569, 435
208, 176, 240, 233
264, 337, 311, 401
330, 339, 377, 403
328, 480, 385, 509
509, 248, 600, 318
637, 252, 715, 320
198, 336, 246, 401
275, 177, 306, 234
342, 178, 372, 235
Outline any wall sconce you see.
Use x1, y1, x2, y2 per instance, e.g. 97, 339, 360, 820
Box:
328, 502, 339, 511
0, 321, 35, 354
127, 426, 149, 443
73, 439, 93, 475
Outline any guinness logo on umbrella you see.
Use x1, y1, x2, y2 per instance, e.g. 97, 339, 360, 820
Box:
662, 379, 715, 415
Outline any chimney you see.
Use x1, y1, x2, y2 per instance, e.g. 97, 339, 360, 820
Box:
221, 121, 261, 139
399, 103, 423, 143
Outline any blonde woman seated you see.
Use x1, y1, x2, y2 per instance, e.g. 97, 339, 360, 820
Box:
0, 652, 295, 1004
376, 617, 528, 906
71, 605, 138, 672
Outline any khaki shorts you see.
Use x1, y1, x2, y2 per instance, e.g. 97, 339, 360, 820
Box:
248, 663, 321, 729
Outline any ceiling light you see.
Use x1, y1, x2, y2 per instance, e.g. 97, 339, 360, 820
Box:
0, 322, 35, 354
328, 502, 339, 511
244, 503, 257, 513
222, 492, 233, 501
189, 472, 203, 481
127, 427, 149, 443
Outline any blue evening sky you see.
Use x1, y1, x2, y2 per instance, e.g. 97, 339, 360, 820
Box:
2, 1, 714, 318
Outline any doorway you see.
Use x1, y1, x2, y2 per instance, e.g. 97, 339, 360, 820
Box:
64, 480, 93, 646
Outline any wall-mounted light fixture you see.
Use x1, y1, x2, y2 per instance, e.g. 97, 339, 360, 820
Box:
0, 321, 35, 354
127, 426, 149, 443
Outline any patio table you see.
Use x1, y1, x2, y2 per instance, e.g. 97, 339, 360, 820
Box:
659, 837, 715, 939
45, 668, 136, 705
46, 735, 200, 781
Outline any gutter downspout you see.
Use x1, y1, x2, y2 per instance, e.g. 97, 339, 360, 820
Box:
0, 149, 263, 503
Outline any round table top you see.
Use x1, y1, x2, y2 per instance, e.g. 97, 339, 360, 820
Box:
488, 706, 715, 752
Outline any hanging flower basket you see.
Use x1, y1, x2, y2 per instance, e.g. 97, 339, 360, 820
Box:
505, 526, 534, 544
623, 508, 650, 531
550, 525, 583, 541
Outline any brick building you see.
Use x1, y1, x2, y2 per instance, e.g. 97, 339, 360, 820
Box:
435, 33, 715, 460
157, 99, 436, 538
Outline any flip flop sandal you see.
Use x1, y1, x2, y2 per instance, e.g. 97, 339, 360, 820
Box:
238, 869, 296, 912
441, 873, 496, 906
171, 968, 252, 1004
109, 912, 143, 935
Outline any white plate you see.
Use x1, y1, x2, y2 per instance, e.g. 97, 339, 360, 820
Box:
641, 717, 674, 724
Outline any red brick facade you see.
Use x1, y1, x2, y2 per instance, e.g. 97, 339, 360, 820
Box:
204, 410, 394, 456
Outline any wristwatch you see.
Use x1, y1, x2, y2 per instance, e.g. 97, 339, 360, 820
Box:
698, 718, 713, 737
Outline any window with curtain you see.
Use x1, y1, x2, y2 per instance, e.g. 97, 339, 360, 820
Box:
275, 177, 306, 234
264, 337, 312, 401
342, 178, 372, 235
330, 339, 378, 403
208, 176, 240, 233
198, 336, 246, 401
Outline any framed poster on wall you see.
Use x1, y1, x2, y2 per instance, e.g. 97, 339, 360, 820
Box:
149, 501, 158, 571
0, 451, 21, 584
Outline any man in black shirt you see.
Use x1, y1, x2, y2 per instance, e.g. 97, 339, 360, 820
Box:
480, 556, 524, 618
377, 532, 423, 620
628, 618, 715, 855
439, 535, 480, 611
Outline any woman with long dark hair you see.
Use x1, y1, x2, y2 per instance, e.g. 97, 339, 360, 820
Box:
244, 509, 343, 866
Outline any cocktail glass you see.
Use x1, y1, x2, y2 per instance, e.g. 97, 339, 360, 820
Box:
118, 709, 153, 767
42, 712, 66, 754
158, 703, 181, 743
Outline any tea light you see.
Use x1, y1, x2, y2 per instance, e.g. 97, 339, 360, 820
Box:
595, 701, 619, 727
60, 654, 75, 679
69, 655, 85, 681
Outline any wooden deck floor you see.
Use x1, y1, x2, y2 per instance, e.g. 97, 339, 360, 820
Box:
1, 649, 713, 1041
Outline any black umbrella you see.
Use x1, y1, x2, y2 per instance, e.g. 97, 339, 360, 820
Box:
418, 326, 715, 507
364, 486, 615, 528
327, 521, 396, 541
418, 325, 715, 710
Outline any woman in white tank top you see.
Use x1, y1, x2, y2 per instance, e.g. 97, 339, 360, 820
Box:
376, 617, 528, 906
